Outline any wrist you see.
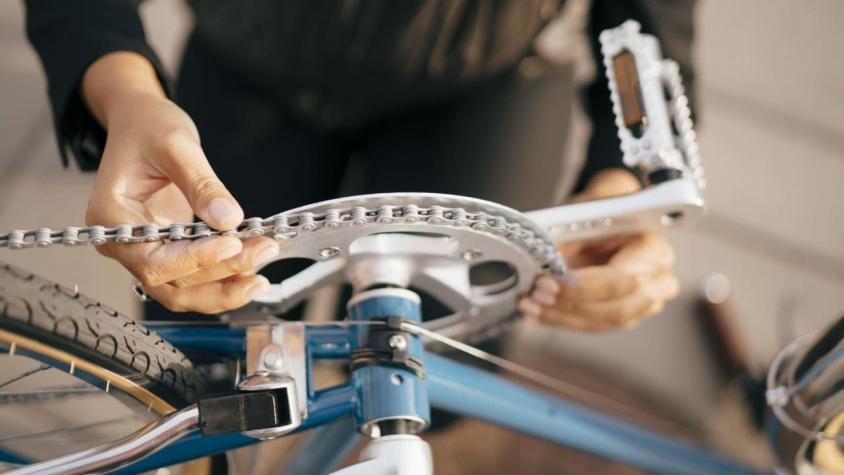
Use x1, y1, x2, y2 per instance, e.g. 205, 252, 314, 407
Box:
81, 51, 166, 128
583, 168, 641, 199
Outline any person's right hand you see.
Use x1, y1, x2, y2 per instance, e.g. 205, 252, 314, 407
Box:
81, 52, 277, 313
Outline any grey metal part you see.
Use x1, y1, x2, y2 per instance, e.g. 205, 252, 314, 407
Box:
236, 180, 703, 341
600, 20, 704, 190
245, 212, 544, 340
526, 179, 704, 242
3, 405, 200, 475
330, 435, 433, 475
237, 323, 307, 439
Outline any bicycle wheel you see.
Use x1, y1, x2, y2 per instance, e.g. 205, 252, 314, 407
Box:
0, 262, 206, 470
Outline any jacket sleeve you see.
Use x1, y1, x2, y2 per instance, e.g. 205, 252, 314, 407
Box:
24, 0, 169, 171
575, 0, 698, 191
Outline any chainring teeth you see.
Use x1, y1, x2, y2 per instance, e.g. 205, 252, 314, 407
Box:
273, 207, 559, 265
1, 193, 566, 342
0, 195, 566, 276
252, 196, 565, 341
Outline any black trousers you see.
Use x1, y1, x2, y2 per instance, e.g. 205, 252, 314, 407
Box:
146, 34, 575, 320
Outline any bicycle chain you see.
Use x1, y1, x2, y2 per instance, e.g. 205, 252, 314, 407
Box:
0, 204, 566, 274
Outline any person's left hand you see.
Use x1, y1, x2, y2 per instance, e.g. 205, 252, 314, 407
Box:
517, 169, 680, 331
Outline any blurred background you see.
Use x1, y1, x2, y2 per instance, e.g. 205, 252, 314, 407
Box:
1, 0, 843, 472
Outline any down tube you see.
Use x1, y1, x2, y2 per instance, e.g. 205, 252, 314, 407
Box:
425, 354, 767, 475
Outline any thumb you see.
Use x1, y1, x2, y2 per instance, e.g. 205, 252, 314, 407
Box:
160, 133, 244, 230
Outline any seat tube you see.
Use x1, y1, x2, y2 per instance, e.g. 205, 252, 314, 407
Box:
346, 288, 430, 437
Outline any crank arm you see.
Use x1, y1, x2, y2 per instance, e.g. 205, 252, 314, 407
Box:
525, 179, 704, 242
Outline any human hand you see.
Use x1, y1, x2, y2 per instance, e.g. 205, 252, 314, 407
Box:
82, 52, 276, 313
517, 169, 679, 330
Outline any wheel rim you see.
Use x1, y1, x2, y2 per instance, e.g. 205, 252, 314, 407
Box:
0, 328, 173, 465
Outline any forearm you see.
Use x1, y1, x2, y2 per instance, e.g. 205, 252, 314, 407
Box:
82, 52, 167, 129
24, 0, 167, 170
574, 168, 641, 202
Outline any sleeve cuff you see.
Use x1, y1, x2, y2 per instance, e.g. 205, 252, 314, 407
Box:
25, 0, 171, 170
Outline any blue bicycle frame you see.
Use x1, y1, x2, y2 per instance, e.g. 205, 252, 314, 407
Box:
115, 319, 769, 475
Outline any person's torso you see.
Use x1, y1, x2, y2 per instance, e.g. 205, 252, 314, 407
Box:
188, 0, 565, 131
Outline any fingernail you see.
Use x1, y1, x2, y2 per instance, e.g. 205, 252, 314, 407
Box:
532, 290, 556, 306
208, 198, 242, 229
518, 298, 542, 317
245, 278, 270, 300
536, 276, 559, 294
555, 274, 580, 288
255, 242, 279, 265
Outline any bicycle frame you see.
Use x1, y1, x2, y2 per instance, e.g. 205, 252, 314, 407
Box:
0, 18, 768, 474
81, 322, 765, 475
0, 179, 758, 474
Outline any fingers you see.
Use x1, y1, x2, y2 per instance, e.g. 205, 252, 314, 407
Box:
534, 310, 624, 332
80, 93, 255, 314
521, 231, 680, 332
558, 290, 655, 326
608, 232, 674, 277
142, 183, 195, 225
640, 272, 680, 317
558, 234, 638, 268
171, 237, 279, 287
526, 270, 679, 329
145, 274, 270, 314
120, 236, 243, 288
155, 132, 244, 230
517, 297, 543, 321
555, 267, 639, 301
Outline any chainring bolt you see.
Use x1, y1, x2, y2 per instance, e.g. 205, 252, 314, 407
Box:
388, 334, 408, 351
460, 249, 483, 261
318, 247, 341, 260
262, 348, 284, 370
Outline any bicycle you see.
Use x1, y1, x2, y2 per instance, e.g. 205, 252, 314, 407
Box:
0, 21, 763, 475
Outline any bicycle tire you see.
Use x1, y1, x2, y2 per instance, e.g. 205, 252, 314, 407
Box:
0, 262, 202, 408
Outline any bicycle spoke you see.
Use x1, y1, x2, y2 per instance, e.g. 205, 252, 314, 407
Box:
0, 363, 50, 389
0, 386, 101, 405
0, 415, 141, 444
0, 386, 97, 396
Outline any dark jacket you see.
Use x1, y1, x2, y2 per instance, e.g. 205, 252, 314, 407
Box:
23, 0, 696, 188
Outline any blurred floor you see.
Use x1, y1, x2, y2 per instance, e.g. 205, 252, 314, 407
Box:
1, 0, 844, 470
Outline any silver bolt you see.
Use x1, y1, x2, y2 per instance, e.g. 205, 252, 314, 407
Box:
262, 348, 283, 370
318, 247, 341, 260
460, 249, 483, 261
766, 386, 789, 407
388, 334, 408, 351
